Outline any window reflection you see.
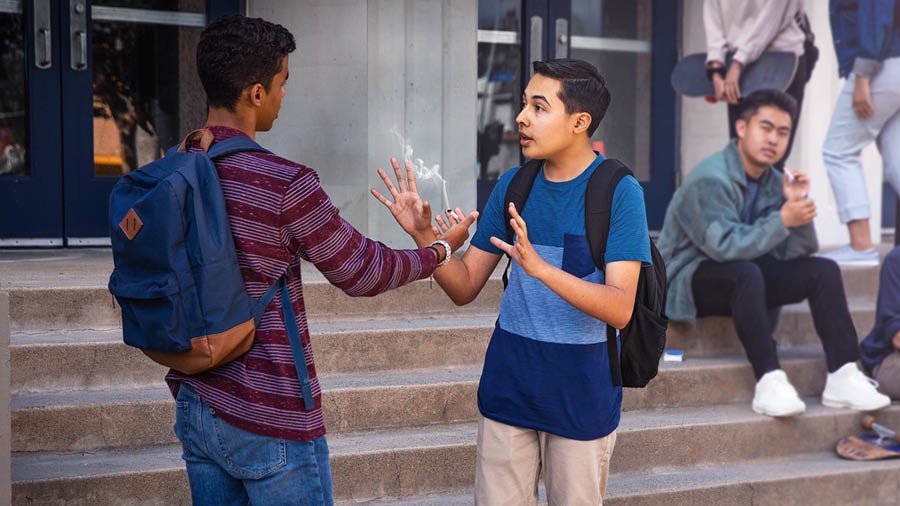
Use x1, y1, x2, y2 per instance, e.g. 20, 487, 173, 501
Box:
0, 12, 27, 177
477, 0, 521, 183
92, 17, 205, 176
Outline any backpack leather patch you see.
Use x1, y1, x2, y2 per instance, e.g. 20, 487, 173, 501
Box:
119, 208, 143, 240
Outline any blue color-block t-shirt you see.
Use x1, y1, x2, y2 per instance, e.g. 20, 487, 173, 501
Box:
471, 154, 651, 440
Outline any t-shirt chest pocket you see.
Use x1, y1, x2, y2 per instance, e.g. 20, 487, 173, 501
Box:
562, 233, 596, 278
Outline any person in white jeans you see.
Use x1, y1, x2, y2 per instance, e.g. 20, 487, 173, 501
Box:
821, 0, 900, 266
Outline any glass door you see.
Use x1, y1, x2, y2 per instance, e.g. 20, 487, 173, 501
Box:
0, 0, 241, 246
0, 0, 64, 245
476, 0, 678, 229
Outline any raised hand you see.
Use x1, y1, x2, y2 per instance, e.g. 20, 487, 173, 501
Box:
489, 202, 549, 278
434, 207, 479, 254
371, 157, 433, 242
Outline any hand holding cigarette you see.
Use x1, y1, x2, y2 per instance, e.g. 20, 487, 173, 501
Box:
782, 167, 810, 202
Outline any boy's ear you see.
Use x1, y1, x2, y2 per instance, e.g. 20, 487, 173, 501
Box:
248, 83, 266, 107
572, 112, 592, 135
735, 118, 747, 139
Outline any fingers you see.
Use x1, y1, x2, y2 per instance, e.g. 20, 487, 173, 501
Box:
377, 167, 400, 199
370, 188, 392, 208
489, 236, 514, 256
390, 157, 408, 193
435, 214, 450, 233
404, 158, 419, 194
460, 210, 479, 228
508, 203, 528, 239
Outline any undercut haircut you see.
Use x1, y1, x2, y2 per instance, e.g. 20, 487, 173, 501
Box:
532, 59, 611, 136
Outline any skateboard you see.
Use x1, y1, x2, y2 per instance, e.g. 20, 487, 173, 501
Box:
836, 416, 900, 461
670, 51, 798, 98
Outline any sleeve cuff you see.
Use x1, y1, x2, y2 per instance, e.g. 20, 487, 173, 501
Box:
706, 50, 726, 66
732, 49, 752, 67
852, 58, 882, 78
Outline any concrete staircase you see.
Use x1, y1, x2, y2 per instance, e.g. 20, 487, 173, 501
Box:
6, 249, 900, 506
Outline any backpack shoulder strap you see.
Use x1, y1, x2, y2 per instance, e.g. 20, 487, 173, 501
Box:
503, 158, 543, 244
207, 136, 272, 159
500, 158, 543, 289
585, 158, 633, 272
586, 158, 634, 389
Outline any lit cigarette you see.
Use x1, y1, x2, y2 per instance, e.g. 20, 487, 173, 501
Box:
448, 209, 460, 221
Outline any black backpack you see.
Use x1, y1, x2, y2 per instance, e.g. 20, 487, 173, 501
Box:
503, 158, 668, 387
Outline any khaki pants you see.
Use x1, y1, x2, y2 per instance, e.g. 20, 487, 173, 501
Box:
474, 416, 617, 506
873, 351, 900, 400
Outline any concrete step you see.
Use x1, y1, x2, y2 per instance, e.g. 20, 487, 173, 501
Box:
2, 249, 874, 333
11, 329, 167, 393
14, 405, 900, 505
666, 299, 876, 357
10, 314, 495, 393
12, 298, 861, 394
337, 453, 900, 506
11, 351, 833, 453
5, 268, 503, 334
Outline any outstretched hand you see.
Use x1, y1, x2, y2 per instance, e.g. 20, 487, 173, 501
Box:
489, 202, 548, 278
371, 157, 433, 242
434, 207, 479, 254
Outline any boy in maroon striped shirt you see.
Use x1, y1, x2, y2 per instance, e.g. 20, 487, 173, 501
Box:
168, 15, 475, 506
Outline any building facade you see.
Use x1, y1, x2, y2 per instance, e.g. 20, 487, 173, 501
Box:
0, 0, 891, 248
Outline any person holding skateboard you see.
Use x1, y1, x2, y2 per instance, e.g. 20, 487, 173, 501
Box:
860, 246, 900, 399
820, 0, 900, 266
704, 0, 816, 169
657, 89, 890, 418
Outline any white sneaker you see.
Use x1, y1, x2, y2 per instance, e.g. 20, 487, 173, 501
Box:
822, 362, 891, 410
818, 245, 879, 266
753, 370, 807, 417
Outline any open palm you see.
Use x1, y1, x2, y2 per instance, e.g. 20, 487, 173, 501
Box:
371, 157, 433, 240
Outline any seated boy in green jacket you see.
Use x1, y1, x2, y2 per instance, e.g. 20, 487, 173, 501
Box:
657, 89, 889, 417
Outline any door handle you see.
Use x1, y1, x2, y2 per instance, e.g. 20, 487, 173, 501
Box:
70, 0, 88, 70
555, 18, 568, 59
530, 16, 542, 75
33, 0, 51, 69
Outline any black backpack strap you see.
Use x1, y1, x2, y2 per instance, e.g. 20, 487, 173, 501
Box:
501, 159, 543, 289
585, 158, 633, 388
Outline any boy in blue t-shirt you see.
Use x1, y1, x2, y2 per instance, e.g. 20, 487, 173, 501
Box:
389, 59, 650, 504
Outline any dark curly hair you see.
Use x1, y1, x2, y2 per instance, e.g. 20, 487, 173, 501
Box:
532, 59, 611, 136
197, 15, 296, 111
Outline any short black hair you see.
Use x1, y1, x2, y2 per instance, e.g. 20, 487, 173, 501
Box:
532, 59, 610, 136
737, 89, 798, 125
197, 15, 296, 111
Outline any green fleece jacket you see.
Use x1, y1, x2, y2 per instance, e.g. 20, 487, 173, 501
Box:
657, 140, 818, 322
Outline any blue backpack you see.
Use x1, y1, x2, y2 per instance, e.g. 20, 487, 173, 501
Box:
108, 131, 314, 410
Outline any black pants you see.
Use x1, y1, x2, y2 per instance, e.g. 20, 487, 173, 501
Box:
692, 255, 859, 380
728, 52, 811, 171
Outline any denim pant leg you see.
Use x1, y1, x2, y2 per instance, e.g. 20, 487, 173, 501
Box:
823, 57, 900, 223
173, 384, 334, 506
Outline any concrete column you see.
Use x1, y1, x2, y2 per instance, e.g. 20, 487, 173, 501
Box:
250, 0, 477, 248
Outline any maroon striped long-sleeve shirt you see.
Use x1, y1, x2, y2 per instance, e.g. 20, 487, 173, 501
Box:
166, 126, 437, 441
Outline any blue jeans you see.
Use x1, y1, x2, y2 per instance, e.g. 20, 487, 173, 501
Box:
173, 383, 334, 506
824, 56, 900, 223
